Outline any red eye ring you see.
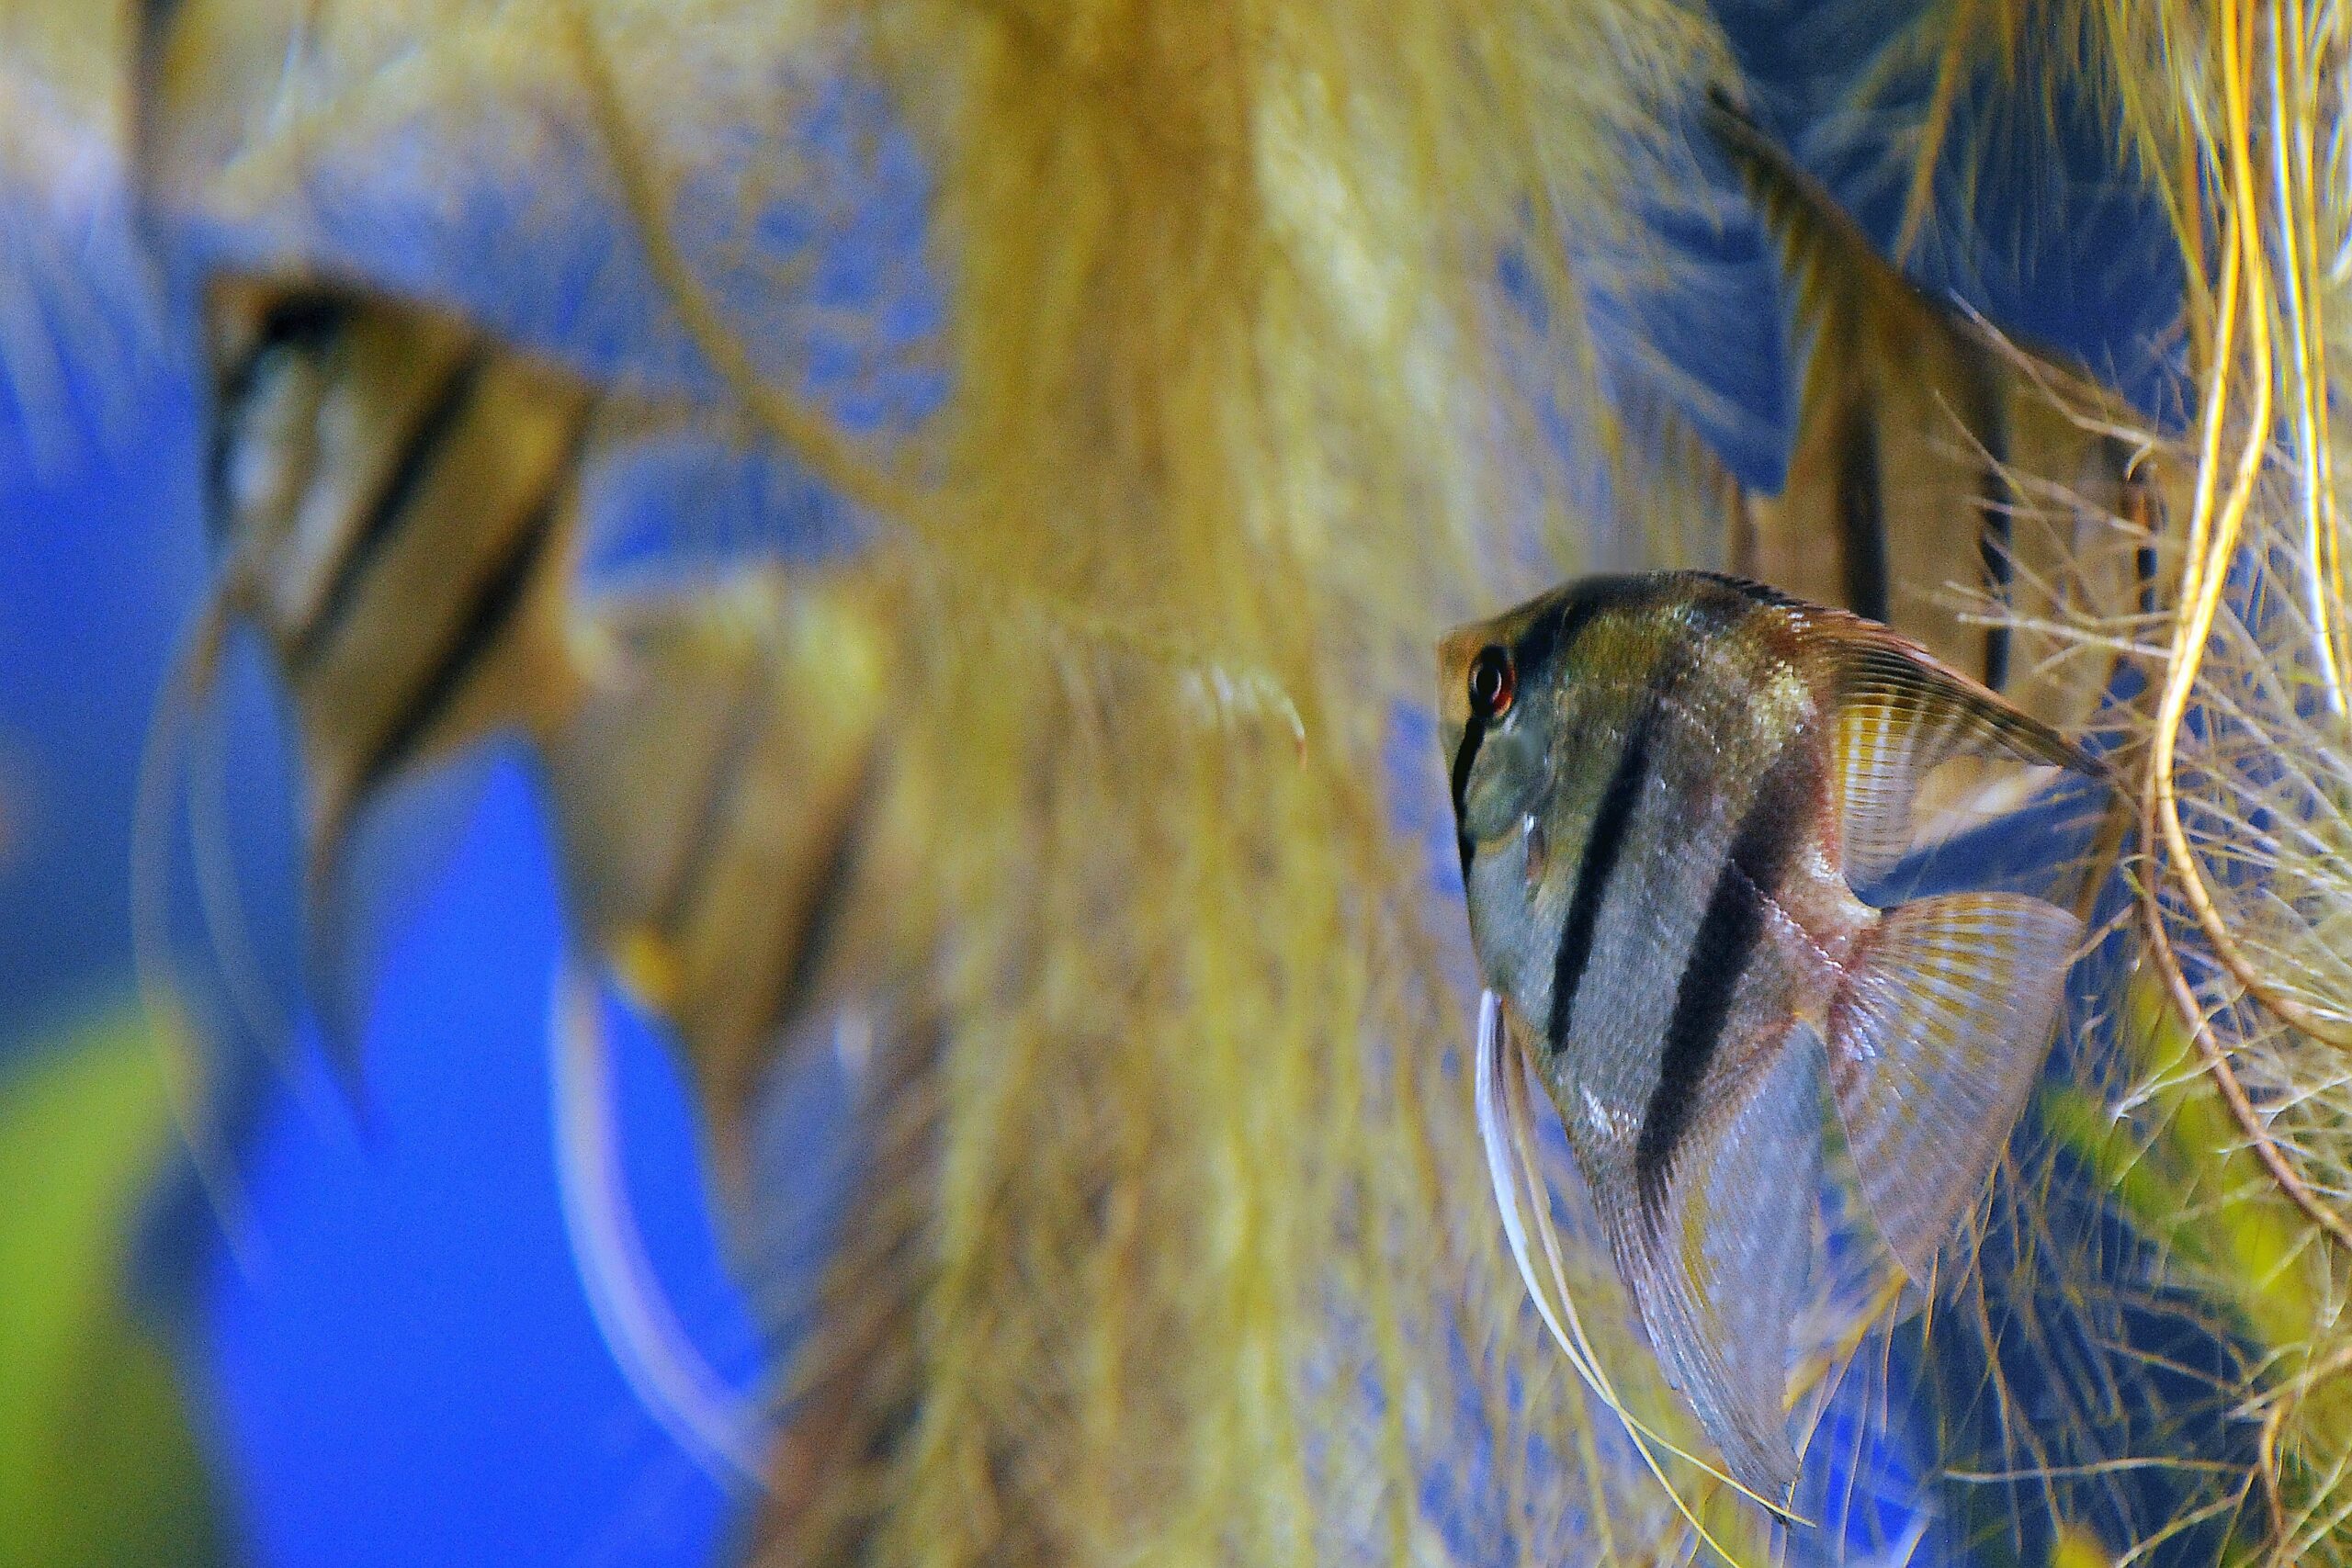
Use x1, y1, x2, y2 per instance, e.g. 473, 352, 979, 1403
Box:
1467, 645, 1514, 720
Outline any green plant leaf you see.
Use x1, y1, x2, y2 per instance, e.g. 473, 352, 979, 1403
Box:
0, 1009, 231, 1568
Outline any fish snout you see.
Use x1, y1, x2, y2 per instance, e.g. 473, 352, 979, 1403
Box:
1435, 622, 1486, 755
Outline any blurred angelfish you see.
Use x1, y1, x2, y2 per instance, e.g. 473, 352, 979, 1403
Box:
202, 273, 596, 844
187, 272, 601, 1082
1704, 92, 2162, 841
546, 565, 923, 1187
540, 565, 934, 1500
1440, 570, 2096, 1495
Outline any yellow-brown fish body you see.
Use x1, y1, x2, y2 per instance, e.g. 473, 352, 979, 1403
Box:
205, 274, 598, 834
544, 566, 942, 1538
192, 271, 605, 1082
1440, 570, 2094, 1494
545, 566, 925, 1186
1703, 93, 2165, 776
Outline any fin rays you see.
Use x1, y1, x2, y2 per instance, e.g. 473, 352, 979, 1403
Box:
1590, 1021, 1820, 1498
1826, 626, 2104, 884
1826, 893, 2081, 1280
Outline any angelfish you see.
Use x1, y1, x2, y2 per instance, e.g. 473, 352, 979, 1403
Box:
195, 273, 600, 1083
1439, 570, 2095, 1495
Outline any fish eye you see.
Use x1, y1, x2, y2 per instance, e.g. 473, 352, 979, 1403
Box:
1467, 645, 1514, 720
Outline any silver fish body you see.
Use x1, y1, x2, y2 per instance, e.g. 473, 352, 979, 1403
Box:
1440, 570, 2094, 1495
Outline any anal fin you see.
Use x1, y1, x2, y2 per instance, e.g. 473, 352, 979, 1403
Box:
1579, 1023, 1823, 1498
1826, 892, 2080, 1280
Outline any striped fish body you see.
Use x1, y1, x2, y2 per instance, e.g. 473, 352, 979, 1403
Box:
1736, 299, 2161, 789
1446, 576, 1865, 1066
545, 568, 919, 1185
206, 275, 598, 851
1440, 570, 2094, 1495
548, 569, 940, 1540
197, 273, 604, 1089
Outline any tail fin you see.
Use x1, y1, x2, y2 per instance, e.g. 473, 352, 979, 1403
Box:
1826, 893, 2081, 1280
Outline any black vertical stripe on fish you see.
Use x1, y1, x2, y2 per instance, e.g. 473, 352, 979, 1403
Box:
650, 661, 776, 935
1449, 707, 1491, 885
2117, 444, 2163, 616
1505, 590, 1581, 694
350, 454, 572, 801
2092, 434, 2164, 615
288, 345, 487, 673
208, 293, 355, 545
761, 746, 883, 1037
1546, 702, 1659, 1052
1634, 739, 1815, 1199
1521, 575, 1684, 694
1833, 401, 1889, 624
220, 291, 352, 410
1971, 381, 2015, 690
1728, 483, 1758, 579
1450, 584, 1630, 883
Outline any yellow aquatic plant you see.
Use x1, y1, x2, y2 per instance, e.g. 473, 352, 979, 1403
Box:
141, 0, 1771, 1562
58, 0, 2352, 1562
1850, 0, 2352, 1557
703, 4, 1761, 1561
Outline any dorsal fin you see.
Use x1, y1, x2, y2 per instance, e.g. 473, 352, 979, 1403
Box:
1799, 610, 2105, 883
1702, 90, 1934, 362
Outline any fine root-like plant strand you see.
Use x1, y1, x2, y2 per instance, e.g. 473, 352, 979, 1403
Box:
2143, 7, 2352, 1157
557, 0, 917, 529
2134, 860, 2352, 1259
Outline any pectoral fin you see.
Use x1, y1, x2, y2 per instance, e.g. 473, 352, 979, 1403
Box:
1574, 1023, 1823, 1497
300, 792, 368, 1111
1826, 892, 2080, 1280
